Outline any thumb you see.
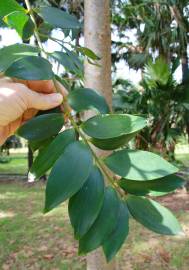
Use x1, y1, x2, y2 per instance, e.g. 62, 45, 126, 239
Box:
27, 90, 63, 110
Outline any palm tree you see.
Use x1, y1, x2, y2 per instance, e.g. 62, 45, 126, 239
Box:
113, 58, 188, 159
112, 0, 189, 79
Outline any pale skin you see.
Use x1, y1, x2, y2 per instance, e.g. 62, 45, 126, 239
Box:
0, 77, 67, 146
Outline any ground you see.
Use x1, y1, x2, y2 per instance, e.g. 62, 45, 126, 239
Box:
0, 182, 85, 270
0, 145, 189, 269
0, 153, 27, 175
0, 182, 189, 270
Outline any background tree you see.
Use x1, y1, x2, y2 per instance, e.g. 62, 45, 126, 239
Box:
112, 0, 189, 158
113, 58, 188, 160
112, 0, 189, 75
84, 1, 116, 269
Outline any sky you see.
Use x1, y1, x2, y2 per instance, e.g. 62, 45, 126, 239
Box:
0, 28, 182, 84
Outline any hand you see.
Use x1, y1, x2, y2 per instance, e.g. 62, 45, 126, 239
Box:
0, 77, 67, 145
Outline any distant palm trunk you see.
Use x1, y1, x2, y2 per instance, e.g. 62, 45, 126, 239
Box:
182, 52, 189, 84
28, 146, 33, 171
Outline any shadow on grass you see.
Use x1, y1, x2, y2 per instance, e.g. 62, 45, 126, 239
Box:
0, 182, 85, 270
0, 182, 189, 270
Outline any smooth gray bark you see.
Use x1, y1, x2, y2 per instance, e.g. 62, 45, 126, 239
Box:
84, 1, 117, 270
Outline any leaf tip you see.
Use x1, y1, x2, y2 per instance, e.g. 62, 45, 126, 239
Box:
103, 247, 115, 263
74, 231, 80, 240
43, 207, 50, 214
104, 254, 113, 263
78, 248, 85, 256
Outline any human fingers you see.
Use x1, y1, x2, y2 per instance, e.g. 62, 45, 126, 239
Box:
22, 108, 38, 122
12, 78, 68, 98
0, 118, 21, 145
12, 79, 54, 94
25, 88, 63, 110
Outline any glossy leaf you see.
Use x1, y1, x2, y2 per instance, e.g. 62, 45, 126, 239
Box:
0, 44, 39, 72
79, 187, 119, 254
31, 129, 76, 178
105, 149, 178, 180
69, 166, 105, 239
45, 141, 93, 213
148, 191, 173, 197
119, 174, 185, 196
76, 47, 100, 60
17, 113, 64, 141
89, 133, 137, 151
68, 88, 110, 114
71, 28, 80, 40
3, 11, 34, 40
5, 56, 53, 80
103, 201, 129, 262
0, 0, 25, 22
82, 114, 146, 139
29, 137, 54, 152
38, 22, 53, 42
81, 114, 146, 150
66, 50, 83, 72
38, 7, 81, 29
127, 195, 182, 235
51, 51, 83, 75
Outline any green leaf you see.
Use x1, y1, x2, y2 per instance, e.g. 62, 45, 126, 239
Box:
17, 113, 64, 141
5, 56, 54, 80
69, 166, 105, 239
183, 103, 189, 110
45, 141, 93, 213
79, 187, 119, 254
127, 195, 183, 235
0, 0, 25, 22
29, 137, 54, 152
37, 106, 62, 116
71, 28, 80, 40
148, 191, 173, 197
66, 50, 83, 72
68, 88, 110, 114
38, 7, 81, 29
82, 114, 146, 139
144, 58, 171, 87
31, 129, 76, 178
3, 11, 34, 40
51, 51, 83, 75
38, 22, 53, 42
103, 201, 129, 262
81, 114, 147, 150
104, 149, 178, 180
89, 133, 137, 150
76, 47, 100, 60
119, 175, 185, 196
0, 44, 39, 72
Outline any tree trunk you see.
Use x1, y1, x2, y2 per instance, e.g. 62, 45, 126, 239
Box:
182, 51, 189, 191
84, 0, 112, 107
28, 146, 33, 170
28, 146, 34, 182
182, 50, 189, 144
182, 53, 189, 84
84, 1, 117, 270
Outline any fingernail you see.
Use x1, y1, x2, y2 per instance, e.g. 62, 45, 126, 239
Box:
51, 93, 63, 104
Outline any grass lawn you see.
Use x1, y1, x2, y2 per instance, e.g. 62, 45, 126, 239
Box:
0, 183, 85, 270
0, 183, 189, 270
0, 140, 189, 176
0, 153, 27, 175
